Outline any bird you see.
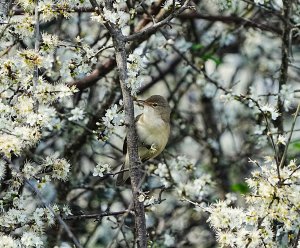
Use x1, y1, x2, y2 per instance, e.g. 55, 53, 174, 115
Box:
116, 95, 171, 186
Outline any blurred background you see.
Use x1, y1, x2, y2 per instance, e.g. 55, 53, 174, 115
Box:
1, 0, 300, 247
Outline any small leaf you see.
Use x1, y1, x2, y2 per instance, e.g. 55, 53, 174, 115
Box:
230, 183, 250, 194
191, 43, 204, 51
292, 142, 300, 149
202, 53, 222, 65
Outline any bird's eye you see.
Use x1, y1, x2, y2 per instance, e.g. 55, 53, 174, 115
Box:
152, 103, 158, 107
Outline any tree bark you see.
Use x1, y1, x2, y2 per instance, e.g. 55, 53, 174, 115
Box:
112, 30, 147, 248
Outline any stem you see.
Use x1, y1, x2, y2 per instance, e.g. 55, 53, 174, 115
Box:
279, 102, 300, 169
274, 0, 291, 164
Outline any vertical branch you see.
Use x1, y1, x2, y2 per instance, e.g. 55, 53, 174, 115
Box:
274, 0, 291, 163
88, 1, 147, 245
112, 29, 147, 248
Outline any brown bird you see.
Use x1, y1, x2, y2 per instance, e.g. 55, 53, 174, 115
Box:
116, 95, 171, 186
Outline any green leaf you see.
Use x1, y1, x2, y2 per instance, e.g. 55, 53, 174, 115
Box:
230, 183, 250, 194
292, 142, 300, 149
191, 43, 204, 51
202, 53, 222, 65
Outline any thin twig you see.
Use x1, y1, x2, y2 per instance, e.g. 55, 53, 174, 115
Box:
125, 0, 191, 42
63, 209, 132, 221
279, 102, 300, 169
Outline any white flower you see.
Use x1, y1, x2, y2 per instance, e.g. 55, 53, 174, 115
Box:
93, 163, 111, 177
103, 8, 118, 24
225, 193, 237, 205
162, 0, 181, 10
21, 232, 44, 247
216, 231, 235, 246
68, 107, 85, 121
102, 104, 124, 129
117, 10, 130, 27
280, 84, 294, 111
277, 134, 286, 146
33, 208, 45, 226
126, 52, 147, 94
23, 162, 37, 179
41, 33, 59, 50
0, 235, 16, 248
154, 163, 169, 178
62, 205, 72, 216
261, 103, 279, 120
0, 134, 23, 158
163, 233, 175, 247
43, 156, 71, 181
15, 95, 34, 114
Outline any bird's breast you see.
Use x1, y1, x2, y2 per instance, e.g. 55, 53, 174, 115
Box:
136, 114, 170, 154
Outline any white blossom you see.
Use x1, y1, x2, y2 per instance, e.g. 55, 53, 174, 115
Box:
23, 162, 38, 179
261, 103, 279, 120
277, 134, 286, 146
280, 84, 294, 111
154, 163, 169, 178
163, 233, 175, 247
162, 0, 181, 10
0, 235, 17, 248
21, 232, 43, 248
68, 107, 85, 121
93, 163, 111, 177
207, 157, 300, 247
43, 155, 71, 181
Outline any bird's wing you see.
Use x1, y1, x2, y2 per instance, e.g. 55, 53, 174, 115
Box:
122, 114, 148, 156
117, 114, 144, 186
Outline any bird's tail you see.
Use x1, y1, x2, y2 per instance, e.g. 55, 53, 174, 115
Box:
116, 164, 130, 186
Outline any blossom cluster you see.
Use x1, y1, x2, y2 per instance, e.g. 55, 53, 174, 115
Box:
0, 1, 80, 246
126, 52, 147, 94
98, 100, 125, 141
90, 0, 130, 30
206, 158, 300, 247
152, 156, 215, 201
0, 13, 78, 158
0, 154, 72, 246
18, 0, 89, 22
93, 163, 111, 177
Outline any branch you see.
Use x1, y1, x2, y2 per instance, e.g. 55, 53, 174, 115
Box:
274, 0, 292, 165
112, 31, 147, 247
68, 58, 116, 90
125, 0, 191, 42
68, 1, 189, 91
63, 209, 132, 221
279, 102, 300, 169
179, 12, 281, 35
